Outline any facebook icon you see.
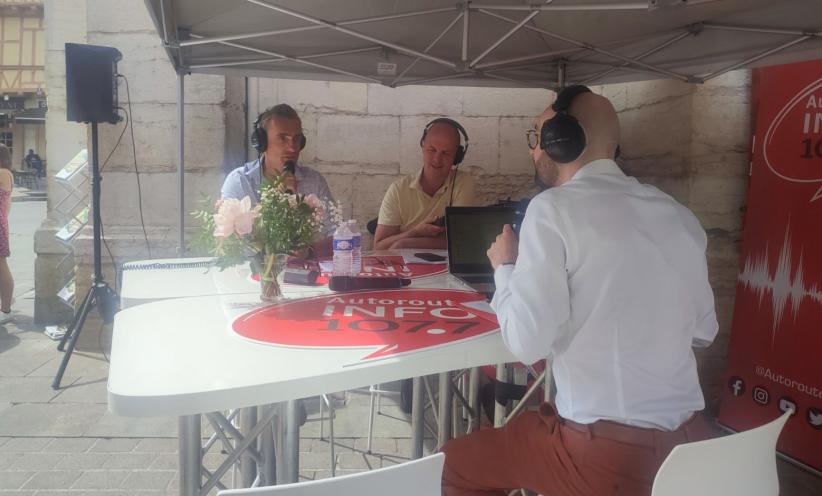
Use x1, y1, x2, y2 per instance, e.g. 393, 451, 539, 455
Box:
729, 376, 745, 397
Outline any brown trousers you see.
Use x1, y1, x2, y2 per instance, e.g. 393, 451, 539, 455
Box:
441, 403, 718, 496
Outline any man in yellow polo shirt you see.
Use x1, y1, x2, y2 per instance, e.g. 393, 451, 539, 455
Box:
374, 118, 476, 250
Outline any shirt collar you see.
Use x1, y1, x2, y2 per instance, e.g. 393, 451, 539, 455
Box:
245, 157, 304, 184
569, 159, 624, 182
410, 168, 451, 196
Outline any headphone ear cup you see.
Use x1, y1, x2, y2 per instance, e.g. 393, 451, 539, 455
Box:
300, 134, 307, 150
251, 127, 267, 153
540, 113, 586, 164
453, 145, 465, 166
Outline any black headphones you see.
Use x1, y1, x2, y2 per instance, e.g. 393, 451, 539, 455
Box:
251, 111, 307, 154
540, 85, 592, 164
420, 117, 469, 166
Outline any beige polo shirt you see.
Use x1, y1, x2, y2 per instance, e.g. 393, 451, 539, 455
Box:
377, 169, 476, 232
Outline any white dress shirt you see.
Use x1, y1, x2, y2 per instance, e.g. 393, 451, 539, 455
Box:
491, 159, 718, 430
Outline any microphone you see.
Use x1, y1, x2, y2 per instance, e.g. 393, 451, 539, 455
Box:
283, 160, 296, 193
329, 276, 412, 292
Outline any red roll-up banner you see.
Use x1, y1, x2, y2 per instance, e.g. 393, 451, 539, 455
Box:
719, 59, 822, 473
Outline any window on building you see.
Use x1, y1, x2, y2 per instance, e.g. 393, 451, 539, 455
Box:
0, 132, 12, 157
0, 114, 9, 128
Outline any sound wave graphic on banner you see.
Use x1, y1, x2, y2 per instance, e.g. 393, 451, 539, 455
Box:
738, 225, 822, 345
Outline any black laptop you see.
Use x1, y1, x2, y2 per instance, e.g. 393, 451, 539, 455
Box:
445, 206, 517, 297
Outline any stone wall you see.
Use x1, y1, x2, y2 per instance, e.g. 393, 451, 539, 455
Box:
34, 0, 88, 326
246, 79, 549, 241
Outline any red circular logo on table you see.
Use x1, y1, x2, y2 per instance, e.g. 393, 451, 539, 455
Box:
232, 289, 498, 361
354, 255, 448, 279
249, 255, 447, 284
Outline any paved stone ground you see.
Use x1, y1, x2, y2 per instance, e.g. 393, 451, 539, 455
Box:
1, 193, 820, 495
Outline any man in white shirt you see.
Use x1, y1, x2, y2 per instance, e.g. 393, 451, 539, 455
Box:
441, 86, 719, 496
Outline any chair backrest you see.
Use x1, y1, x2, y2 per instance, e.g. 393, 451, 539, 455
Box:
651, 410, 791, 496
218, 453, 444, 496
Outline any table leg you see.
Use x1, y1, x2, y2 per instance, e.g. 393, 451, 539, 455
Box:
259, 405, 276, 485
178, 414, 202, 496
437, 371, 452, 448
543, 358, 554, 403
278, 400, 300, 483
240, 407, 257, 486
411, 376, 424, 459
468, 367, 481, 433
494, 363, 507, 428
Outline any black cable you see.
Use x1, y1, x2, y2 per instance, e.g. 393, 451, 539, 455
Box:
118, 74, 152, 259
100, 221, 118, 295
99, 107, 129, 173
447, 166, 458, 207
97, 107, 130, 295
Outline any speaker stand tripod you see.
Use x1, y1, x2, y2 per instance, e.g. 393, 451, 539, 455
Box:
53, 121, 118, 390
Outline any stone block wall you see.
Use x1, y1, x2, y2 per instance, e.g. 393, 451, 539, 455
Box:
35, 0, 88, 326
246, 79, 550, 234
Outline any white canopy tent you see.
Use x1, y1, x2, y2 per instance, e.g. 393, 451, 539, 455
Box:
141, 0, 822, 248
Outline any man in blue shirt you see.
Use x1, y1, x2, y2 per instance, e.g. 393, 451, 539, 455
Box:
221, 104, 334, 205
222, 104, 335, 255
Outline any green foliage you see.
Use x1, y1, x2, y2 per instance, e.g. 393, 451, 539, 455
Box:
190, 174, 339, 270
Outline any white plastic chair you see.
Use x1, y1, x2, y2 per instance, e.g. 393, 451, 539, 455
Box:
651, 410, 791, 496
218, 452, 445, 496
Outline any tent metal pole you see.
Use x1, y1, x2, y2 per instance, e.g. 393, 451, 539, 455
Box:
471, 3, 649, 12
557, 59, 566, 90
702, 23, 821, 37
478, 8, 691, 82
566, 59, 677, 79
475, 46, 583, 70
470, 4, 543, 67
484, 73, 551, 89
472, 12, 682, 70
391, 12, 464, 86
701, 35, 812, 82
578, 30, 693, 85
188, 46, 383, 69
177, 71, 185, 254
462, 2, 470, 62
246, 0, 458, 69
194, 36, 382, 84
180, 7, 456, 47
395, 71, 475, 87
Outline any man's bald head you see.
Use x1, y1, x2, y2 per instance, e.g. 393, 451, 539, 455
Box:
568, 92, 620, 164
529, 90, 621, 189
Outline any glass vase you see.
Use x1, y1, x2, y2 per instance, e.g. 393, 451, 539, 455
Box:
258, 253, 289, 303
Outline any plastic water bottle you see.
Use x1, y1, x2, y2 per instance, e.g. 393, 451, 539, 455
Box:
333, 222, 354, 276
348, 220, 362, 275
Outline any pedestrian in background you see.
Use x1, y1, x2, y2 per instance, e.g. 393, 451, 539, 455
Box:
0, 144, 15, 320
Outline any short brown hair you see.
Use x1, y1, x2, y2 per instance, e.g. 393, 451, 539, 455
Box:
258, 103, 301, 130
0, 145, 11, 170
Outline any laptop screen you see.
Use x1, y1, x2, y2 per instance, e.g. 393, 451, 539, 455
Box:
446, 206, 517, 274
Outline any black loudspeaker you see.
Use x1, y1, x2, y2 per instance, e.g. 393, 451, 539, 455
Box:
65, 43, 122, 124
